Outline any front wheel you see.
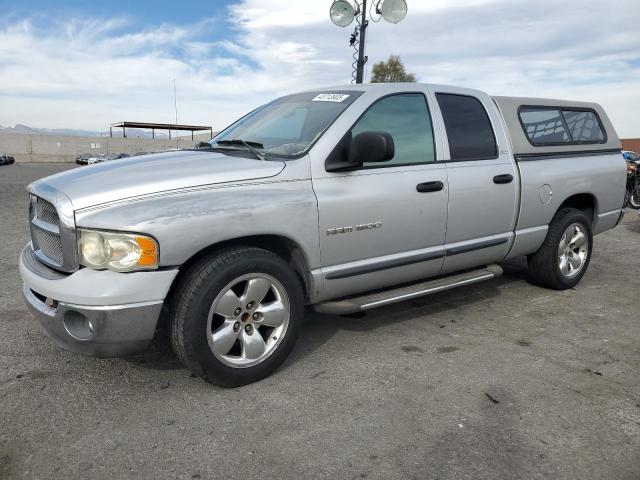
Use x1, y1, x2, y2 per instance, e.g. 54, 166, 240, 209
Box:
527, 208, 593, 290
169, 247, 304, 387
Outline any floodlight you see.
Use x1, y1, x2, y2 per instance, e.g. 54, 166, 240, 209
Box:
330, 0, 356, 27
330, 0, 410, 84
379, 0, 407, 24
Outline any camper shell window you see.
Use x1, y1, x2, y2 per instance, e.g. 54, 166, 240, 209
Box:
518, 106, 606, 147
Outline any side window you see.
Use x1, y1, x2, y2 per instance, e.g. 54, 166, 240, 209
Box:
351, 93, 435, 166
436, 93, 498, 161
519, 107, 606, 145
519, 108, 570, 145
561, 110, 604, 143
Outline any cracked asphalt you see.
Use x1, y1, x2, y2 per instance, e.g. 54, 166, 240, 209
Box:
1, 163, 639, 479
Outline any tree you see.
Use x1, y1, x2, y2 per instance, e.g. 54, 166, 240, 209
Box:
370, 55, 416, 83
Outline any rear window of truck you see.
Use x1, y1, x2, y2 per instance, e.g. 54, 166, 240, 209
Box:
519, 107, 605, 146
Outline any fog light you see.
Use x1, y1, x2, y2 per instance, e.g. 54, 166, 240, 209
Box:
63, 310, 95, 340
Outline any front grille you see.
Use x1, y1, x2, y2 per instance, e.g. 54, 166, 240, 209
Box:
30, 196, 65, 268
33, 228, 64, 264
35, 197, 59, 225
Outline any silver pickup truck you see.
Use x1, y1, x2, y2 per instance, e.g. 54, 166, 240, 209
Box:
20, 83, 626, 386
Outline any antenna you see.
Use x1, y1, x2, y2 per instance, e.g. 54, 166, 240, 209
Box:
173, 79, 178, 124
173, 79, 178, 148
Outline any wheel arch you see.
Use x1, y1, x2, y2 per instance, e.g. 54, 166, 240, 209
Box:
168, 234, 313, 302
555, 193, 597, 223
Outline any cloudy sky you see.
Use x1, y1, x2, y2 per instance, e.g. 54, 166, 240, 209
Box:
0, 0, 639, 136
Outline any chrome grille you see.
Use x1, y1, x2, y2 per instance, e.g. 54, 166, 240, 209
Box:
33, 228, 64, 264
35, 197, 59, 225
30, 195, 64, 268
28, 186, 78, 273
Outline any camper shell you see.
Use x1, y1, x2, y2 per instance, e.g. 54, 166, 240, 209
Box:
493, 95, 621, 157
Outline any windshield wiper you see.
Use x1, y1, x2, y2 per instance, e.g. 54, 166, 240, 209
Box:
215, 139, 266, 161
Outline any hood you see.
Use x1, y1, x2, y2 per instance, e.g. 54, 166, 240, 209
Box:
35, 150, 286, 210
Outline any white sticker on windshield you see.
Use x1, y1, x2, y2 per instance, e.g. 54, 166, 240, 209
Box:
312, 93, 350, 103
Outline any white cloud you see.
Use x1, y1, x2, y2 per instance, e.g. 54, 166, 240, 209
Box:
0, 0, 639, 137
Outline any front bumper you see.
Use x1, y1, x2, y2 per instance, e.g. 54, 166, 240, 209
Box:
19, 245, 179, 357
23, 286, 163, 356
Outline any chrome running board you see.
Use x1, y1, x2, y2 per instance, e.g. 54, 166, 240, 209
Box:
313, 265, 503, 315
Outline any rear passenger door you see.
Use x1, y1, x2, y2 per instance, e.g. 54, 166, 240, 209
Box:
431, 88, 519, 274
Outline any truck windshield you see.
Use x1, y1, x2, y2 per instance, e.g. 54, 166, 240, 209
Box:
209, 91, 363, 158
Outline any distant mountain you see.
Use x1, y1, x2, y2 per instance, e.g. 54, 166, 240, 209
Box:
0, 123, 105, 137
0, 124, 171, 139
108, 128, 170, 139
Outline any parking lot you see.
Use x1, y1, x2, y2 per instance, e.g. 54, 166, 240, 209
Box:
1, 163, 639, 479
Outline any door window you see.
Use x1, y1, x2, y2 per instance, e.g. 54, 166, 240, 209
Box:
351, 93, 436, 167
436, 93, 498, 161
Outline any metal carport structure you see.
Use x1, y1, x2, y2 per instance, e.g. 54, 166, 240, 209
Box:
109, 122, 214, 140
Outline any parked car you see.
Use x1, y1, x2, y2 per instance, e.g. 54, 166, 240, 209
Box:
20, 84, 626, 386
623, 151, 640, 163
75, 153, 94, 165
86, 153, 130, 165
84, 154, 103, 165
0, 153, 15, 165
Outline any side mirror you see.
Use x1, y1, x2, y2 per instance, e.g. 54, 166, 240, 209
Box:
325, 131, 395, 172
350, 131, 395, 165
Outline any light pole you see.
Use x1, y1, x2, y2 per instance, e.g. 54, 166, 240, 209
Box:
355, 0, 368, 84
329, 0, 408, 84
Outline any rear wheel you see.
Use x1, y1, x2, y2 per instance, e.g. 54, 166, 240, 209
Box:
169, 247, 304, 387
527, 208, 593, 290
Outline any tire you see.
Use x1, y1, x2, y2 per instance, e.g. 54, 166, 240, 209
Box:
168, 247, 304, 387
527, 208, 593, 290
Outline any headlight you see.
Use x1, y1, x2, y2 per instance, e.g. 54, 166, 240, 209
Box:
78, 230, 159, 272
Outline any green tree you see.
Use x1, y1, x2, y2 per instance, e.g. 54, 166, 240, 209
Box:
370, 55, 416, 83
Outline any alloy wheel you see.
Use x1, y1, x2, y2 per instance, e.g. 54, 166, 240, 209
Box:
558, 223, 589, 278
206, 273, 290, 368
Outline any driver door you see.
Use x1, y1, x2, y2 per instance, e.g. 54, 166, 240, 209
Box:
312, 92, 449, 300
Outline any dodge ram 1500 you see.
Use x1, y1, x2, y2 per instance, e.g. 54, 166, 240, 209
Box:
20, 83, 626, 386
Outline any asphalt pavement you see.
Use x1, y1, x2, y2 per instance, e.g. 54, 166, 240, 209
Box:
1, 163, 639, 480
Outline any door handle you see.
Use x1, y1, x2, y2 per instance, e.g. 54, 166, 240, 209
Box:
493, 174, 513, 184
416, 181, 444, 193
